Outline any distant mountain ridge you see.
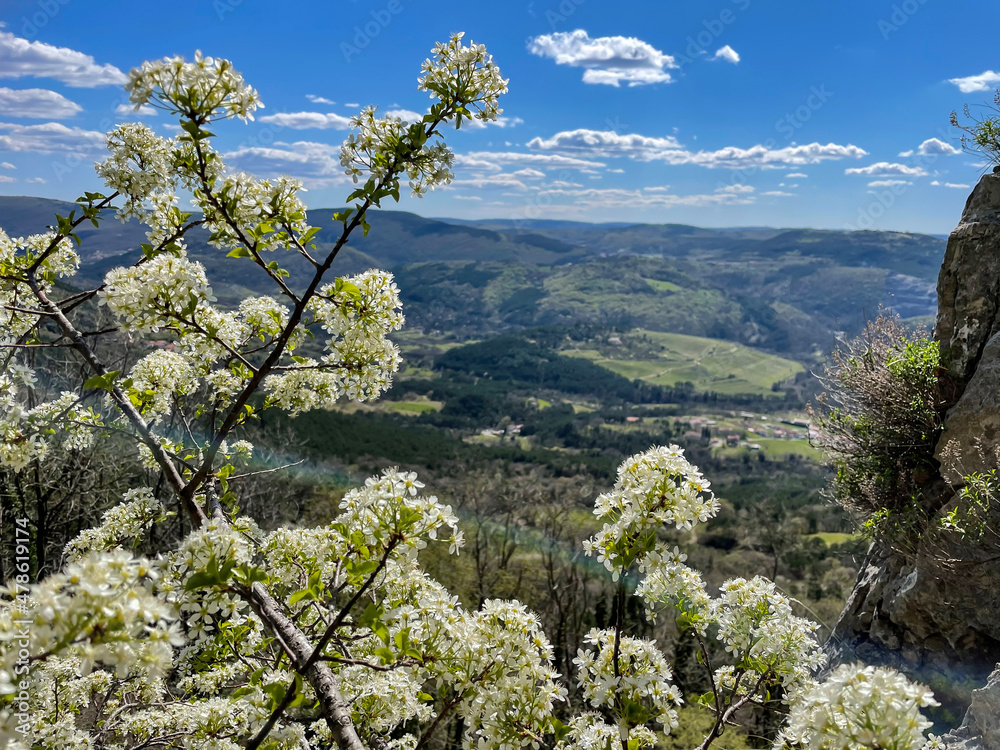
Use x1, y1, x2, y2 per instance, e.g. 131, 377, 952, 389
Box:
0, 196, 946, 356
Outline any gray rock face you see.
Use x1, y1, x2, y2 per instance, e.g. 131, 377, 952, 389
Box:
936, 332, 1000, 482
941, 667, 1000, 750
831, 172, 1000, 733
936, 173, 1000, 388
829, 534, 1000, 726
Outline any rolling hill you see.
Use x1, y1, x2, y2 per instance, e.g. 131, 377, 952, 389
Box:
0, 196, 946, 357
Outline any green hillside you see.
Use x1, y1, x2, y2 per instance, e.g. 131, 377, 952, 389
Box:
561, 330, 804, 396
0, 196, 945, 356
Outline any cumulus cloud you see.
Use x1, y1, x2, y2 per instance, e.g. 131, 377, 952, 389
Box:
455, 151, 606, 172
0, 87, 81, 118
943, 182, 971, 189
717, 183, 755, 194
528, 128, 867, 169
948, 70, 1000, 93
527, 129, 682, 157
258, 111, 354, 129
867, 179, 912, 187
0, 161, 14, 169
115, 103, 157, 117
384, 108, 424, 123
845, 161, 928, 177
761, 190, 794, 196
898, 137, 960, 157
0, 174, 13, 183
527, 29, 677, 87
224, 140, 350, 187
528, 185, 756, 209
25, 176, 44, 183
786, 172, 808, 178
713, 45, 740, 64
306, 94, 335, 105
463, 115, 524, 130
0, 121, 104, 155
450, 173, 532, 190
0, 30, 126, 88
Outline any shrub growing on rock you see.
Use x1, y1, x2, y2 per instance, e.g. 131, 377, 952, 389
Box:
813, 314, 946, 546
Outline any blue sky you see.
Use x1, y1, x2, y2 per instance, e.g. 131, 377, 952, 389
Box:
0, 0, 998, 233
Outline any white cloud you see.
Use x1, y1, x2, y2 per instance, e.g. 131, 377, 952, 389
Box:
509, 167, 546, 179
258, 111, 353, 129
224, 140, 350, 187
384, 108, 424, 123
115, 103, 157, 117
529, 185, 756, 209
845, 161, 928, 177
0, 121, 104, 155
0, 174, 13, 182
306, 94, 335, 105
463, 115, 525, 130
786, 172, 807, 178
25, 176, 45, 183
452, 195, 482, 201
948, 70, 1000, 93
0, 87, 81, 118
527, 129, 682, 157
0, 30, 126, 88
450, 173, 531, 190
713, 45, 740, 64
528, 128, 867, 169
867, 179, 912, 187
345, 102, 360, 108
761, 190, 794, 196
944, 182, 971, 189
455, 151, 606, 171
527, 29, 677, 87
0, 161, 14, 169
716, 184, 755, 194
898, 137, 960, 157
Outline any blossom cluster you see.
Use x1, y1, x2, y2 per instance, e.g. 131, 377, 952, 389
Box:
0, 374, 101, 471
711, 577, 826, 696
125, 50, 262, 122
264, 270, 404, 413
100, 252, 214, 332
95, 123, 177, 222
574, 629, 682, 740
200, 172, 310, 253
340, 106, 455, 197
0, 550, 181, 698
777, 664, 939, 750
64, 487, 169, 560
418, 32, 509, 125
583, 445, 718, 578
0, 230, 80, 338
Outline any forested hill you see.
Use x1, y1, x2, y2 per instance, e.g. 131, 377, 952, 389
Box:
0, 196, 945, 355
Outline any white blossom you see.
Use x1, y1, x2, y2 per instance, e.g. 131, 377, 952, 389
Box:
777, 664, 938, 750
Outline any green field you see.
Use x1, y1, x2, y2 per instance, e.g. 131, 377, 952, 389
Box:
752, 438, 826, 461
562, 330, 804, 396
809, 532, 859, 546
388, 400, 443, 415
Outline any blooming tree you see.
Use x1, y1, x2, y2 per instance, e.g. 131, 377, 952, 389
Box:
0, 37, 940, 750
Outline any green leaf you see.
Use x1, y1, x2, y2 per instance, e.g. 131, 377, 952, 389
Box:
84, 371, 121, 393
227, 246, 253, 258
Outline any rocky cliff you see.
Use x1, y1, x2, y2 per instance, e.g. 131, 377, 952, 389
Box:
828, 172, 1000, 740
